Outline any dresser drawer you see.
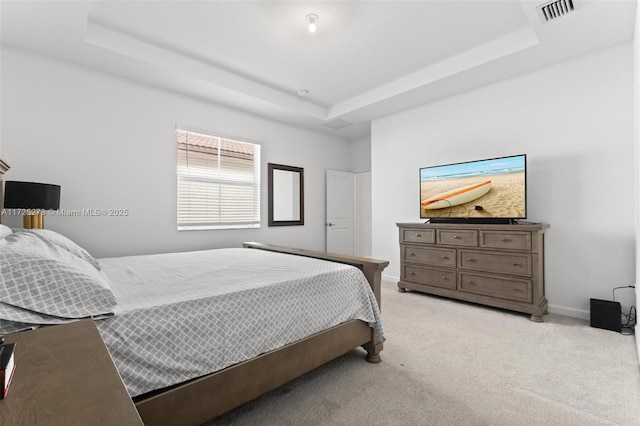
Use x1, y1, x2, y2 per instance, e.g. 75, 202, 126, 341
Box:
458, 250, 532, 277
437, 229, 478, 246
459, 272, 532, 303
401, 228, 435, 244
480, 231, 532, 251
403, 265, 456, 289
402, 246, 456, 268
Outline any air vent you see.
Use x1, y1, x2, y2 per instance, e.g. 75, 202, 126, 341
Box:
322, 119, 353, 130
537, 0, 575, 23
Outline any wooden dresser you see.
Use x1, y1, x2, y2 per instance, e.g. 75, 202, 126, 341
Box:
397, 222, 549, 321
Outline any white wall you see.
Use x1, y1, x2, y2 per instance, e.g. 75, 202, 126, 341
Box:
348, 134, 372, 256
354, 171, 372, 257
372, 44, 635, 320
634, 3, 640, 357
1, 48, 352, 258
348, 135, 372, 173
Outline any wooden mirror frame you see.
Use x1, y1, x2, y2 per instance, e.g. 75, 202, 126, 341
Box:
268, 163, 304, 226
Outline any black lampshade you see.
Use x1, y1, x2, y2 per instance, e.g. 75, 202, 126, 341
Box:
4, 181, 61, 210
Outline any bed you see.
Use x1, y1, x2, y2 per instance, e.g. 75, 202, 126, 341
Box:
0, 189, 388, 424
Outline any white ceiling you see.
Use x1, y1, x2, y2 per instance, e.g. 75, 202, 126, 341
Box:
1, 1, 637, 140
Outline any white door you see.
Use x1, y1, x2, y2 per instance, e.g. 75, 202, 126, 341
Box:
326, 170, 354, 255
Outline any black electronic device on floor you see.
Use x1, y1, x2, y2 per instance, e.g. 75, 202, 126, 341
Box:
590, 298, 622, 332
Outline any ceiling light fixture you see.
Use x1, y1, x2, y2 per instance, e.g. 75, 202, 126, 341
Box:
306, 14, 319, 33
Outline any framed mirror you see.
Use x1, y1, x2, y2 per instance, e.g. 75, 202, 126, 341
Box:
268, 163, 304, 226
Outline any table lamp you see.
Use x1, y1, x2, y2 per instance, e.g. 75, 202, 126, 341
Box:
4, 181, 61, 229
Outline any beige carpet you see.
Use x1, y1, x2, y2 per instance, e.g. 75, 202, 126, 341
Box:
208, 281, 640, 425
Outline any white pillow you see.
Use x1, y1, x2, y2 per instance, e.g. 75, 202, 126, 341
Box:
0, 231, 117, 319
17, 228, 101, 271
0, 224, 12, 239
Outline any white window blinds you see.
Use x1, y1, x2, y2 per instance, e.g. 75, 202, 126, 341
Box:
177, 128, 261, 230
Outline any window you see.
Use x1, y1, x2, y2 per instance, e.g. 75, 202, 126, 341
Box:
177, 128, 261, 230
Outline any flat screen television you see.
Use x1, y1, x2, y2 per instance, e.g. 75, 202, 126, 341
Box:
419, 154, 526, 224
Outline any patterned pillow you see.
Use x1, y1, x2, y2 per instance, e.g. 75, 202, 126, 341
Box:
0, 232, 117, 319
0, 224, 12, 239
17, 228, 101, 271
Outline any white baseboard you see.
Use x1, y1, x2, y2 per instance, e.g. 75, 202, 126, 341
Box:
547, 304, 590, 321
382, 273, 399, 283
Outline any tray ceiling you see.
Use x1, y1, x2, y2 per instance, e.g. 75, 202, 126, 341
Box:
1, 1, 636, 139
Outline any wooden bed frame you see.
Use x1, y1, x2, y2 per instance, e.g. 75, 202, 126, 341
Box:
0, 161, 388, 425
134, 242, 389, 426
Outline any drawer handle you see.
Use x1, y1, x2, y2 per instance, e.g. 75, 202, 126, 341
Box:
453, 235, 460, 239
442, 276, 448, 280
441, 255, 448, 260
512, 262, 520, 266
468, 281, 476, 286
513, 288, 523, 293
501, 238, 510, 242
410, 272, 415, 275
467, 258, 476, 262
409, 252, 415, 256
415, 233, 421, 237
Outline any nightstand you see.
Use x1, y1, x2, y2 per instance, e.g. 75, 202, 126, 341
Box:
0, 319, 143, 425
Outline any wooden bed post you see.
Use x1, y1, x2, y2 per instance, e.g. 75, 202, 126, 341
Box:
356, 259, 386, 363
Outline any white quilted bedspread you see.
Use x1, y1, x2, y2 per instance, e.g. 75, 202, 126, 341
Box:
96, 248, 383, 397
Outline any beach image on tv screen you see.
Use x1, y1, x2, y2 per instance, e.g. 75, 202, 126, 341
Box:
420, 156, 525, 218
